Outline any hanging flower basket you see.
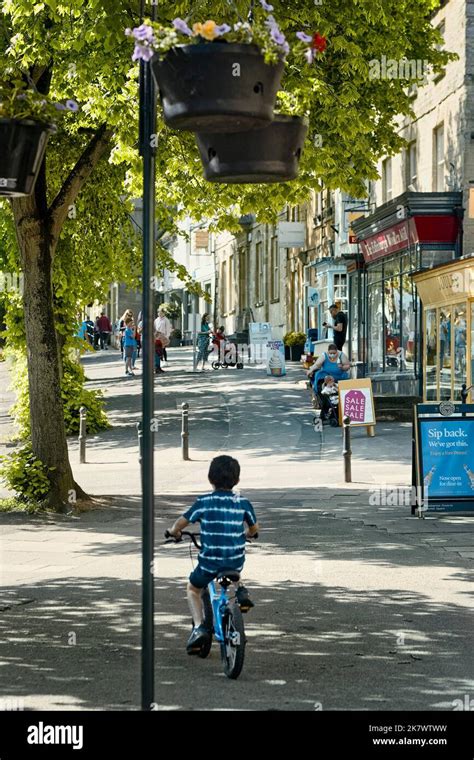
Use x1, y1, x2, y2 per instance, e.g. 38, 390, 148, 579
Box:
126, 6, 291, 133
195, 114, 308, 183
0, 83, 78, 197
152, 43, 284, 132
0, 119, 54, 197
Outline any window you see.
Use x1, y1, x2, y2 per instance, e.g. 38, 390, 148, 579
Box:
221, 260, 227, 314
317, 272, 328, 334
471, 303, 474, 402
238, 247, 247, 311
425, 309, 437, 400
439, 307, 451, 399
333, 273, 348, 313
434, 21, 446, 83
228, 254, 234, 311
368, 279, 384, 373
382, 158, 392, 202
256, 242, 264, 303
406, 142, 417, 190
401, 271, 416, 372
270, 236, 279, 301
433, 125, 445, 191
454, 304, 467, 398
384, 263, 401, 374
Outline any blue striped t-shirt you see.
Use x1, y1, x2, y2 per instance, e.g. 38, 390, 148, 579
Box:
183, 491, 257, 573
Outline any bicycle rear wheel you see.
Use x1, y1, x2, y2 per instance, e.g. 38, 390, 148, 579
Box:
220, 602, 245, 679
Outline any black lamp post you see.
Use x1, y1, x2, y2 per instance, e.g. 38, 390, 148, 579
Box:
138, 0, 157, 711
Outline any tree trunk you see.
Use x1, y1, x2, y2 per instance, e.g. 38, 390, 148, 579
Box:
12, 195, 87, 511
10, 124, 111, 511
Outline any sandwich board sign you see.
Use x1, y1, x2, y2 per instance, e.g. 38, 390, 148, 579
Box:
413, 402, 474, 514
266, 340, 286, 377
338, 378, 376, 435
249, 322, 272, 364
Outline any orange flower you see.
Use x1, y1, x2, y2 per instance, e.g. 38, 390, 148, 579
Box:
193, 20, 218, 40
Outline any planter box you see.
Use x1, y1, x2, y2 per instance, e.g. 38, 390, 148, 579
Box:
195, 115, 307, 183
0, 119, 54, 197
152, 43, 284, 133
285, 345, 304, 361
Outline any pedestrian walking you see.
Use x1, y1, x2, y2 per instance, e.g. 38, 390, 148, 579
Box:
154, 308, 172, 363
196, 313, 212, 371
119, 309, 133, 358
123, 317, 137, 376
97, 310, 112, 350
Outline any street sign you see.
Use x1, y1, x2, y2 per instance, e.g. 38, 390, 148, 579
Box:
414, 402, 474, 513
277, 221, 306, 248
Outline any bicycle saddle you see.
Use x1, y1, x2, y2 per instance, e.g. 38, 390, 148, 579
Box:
216, 569, 241, 583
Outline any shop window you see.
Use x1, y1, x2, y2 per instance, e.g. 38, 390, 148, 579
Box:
349, 274, 359, 363
401, 272, 416, 373
425, 309, 437, 400
471, 303, 474, 401
439, 307, 452, 399
384, 272, 401, 373
368, 280, 384, 372
421, 249, 455, 269
454, 304, 467, 397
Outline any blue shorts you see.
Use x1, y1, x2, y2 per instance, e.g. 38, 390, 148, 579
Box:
189, 563, 242, 589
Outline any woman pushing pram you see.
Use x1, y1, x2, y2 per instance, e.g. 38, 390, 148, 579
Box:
307, 343, 351, 425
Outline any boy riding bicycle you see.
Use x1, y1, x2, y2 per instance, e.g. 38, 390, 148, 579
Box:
167, 455, 259, 654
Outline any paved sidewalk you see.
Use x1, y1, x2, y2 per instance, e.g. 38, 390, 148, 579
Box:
0, 348, 473, 711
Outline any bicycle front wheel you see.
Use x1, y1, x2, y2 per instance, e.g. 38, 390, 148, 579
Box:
220, 603, 245, 679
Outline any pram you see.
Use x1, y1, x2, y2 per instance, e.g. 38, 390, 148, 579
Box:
312, 373, 341, 427
211, 333, 243, 369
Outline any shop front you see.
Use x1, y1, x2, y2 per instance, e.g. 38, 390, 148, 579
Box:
413, 255, 474, 402
352, 192, 462, 397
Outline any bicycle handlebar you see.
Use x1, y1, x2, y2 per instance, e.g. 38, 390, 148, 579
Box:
164, 530, 258, 546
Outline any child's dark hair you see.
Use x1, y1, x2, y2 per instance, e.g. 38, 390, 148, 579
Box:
208, 455, 240, 490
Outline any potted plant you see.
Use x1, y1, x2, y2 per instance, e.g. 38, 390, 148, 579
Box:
195, 113, 307, 183
0, 82, 78, 197
126, 2, 289, 132
169, 328, 182, 347
283, 331, 306, 362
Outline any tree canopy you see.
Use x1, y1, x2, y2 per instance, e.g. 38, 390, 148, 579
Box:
1, 0, 453, 232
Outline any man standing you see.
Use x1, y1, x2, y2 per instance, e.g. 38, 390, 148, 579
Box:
97, 310, 112, 350
154, 307, 172, 363
323, 303, 347, 351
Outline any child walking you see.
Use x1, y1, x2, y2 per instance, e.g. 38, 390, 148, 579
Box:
167, 455, 259, 654
123, 317, 137, 376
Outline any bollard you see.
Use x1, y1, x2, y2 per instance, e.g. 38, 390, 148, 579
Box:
342, 415, 352, 483
79, 406, 86, 464
137, 421, 143, 465
181, 402, 190, 461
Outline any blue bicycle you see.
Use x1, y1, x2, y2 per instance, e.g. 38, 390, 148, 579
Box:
164, 530, 255, 679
